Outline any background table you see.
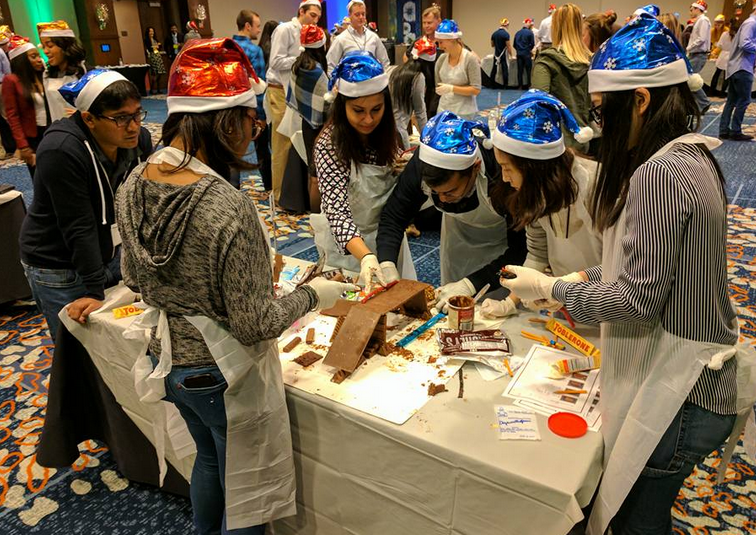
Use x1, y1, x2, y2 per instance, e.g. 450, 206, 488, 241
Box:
0, 190, 31, 304
38, 259, 603, 534
96, 64, 150, 96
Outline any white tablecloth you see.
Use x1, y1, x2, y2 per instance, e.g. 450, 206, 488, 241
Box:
61, 257, 604, 535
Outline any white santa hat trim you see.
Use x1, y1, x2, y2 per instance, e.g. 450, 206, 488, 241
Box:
588, 58, 689, 93
168, 87, 259, 115
435, 30, 462, 40
492, 129, 565, 160
347, 0, 365, 11
303, 36, 326, 49
691, 2, 707, 12
419, 143, 482, 171
73, 71, 128, 111
39, 29, 75, 38
300, 0, 321, 8
8, 42, 35, 60
332, 71, 388, 98
411, 49, 437, 61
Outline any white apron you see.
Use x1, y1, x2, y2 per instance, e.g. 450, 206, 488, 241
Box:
586, 134, 756, 535
310, 161, 416, 279
529, 157, 602, 276
432, 163, 509, 284
126, 148, 296, 529
44, 72, 79, 121
438, 49, 478, 119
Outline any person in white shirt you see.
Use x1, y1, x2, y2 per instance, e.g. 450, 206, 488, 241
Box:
265, 0, 321, 202
687, 0, 712, 111
536, 4, 557, 49
326, 0, 390, 76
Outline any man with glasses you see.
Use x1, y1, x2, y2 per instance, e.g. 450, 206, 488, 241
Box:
19, 70, 152, 337
376, 111, 525, 312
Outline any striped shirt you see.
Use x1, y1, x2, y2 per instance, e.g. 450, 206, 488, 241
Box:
553, 142, 738, 415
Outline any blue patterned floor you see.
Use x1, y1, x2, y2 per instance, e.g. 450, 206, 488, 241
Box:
0, 90, 755, 534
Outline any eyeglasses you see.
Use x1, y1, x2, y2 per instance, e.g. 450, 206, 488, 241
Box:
589, 104, 603, 127
98, 109, 148, 128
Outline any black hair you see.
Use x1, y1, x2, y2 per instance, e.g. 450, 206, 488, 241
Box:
259, 21, 279, 65
88, 80, 141, 116
389, 57, 422, 115
10, 51, 43, 106
325, 87, 399, 167
500, 149, 577, 230
292, 46, 327, 76
420, 160, 475, 188
144, 27, 158, 49
160, 107, 256, 180
591, 82, 715, 232
45, 36, 86, 78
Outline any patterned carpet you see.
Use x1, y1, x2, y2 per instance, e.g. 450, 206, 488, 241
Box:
0, 90, 755, 533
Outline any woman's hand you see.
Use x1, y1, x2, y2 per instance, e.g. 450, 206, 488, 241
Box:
19, 148, 35, 167
436, 83, 455, 96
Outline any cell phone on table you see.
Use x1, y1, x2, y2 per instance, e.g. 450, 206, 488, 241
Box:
182, 373, 220, 389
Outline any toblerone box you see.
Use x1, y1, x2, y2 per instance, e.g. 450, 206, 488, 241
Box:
113, 304, 144, 319
546, 318, 600, 357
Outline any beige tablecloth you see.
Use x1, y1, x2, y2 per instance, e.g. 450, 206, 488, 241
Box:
60, 257, 604, 535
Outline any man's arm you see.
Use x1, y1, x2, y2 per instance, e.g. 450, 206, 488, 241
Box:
376, 152, 428, 264
269, 25, 297, 74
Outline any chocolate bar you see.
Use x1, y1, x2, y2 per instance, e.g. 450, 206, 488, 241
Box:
436, 329, 511, 355
293, 351, 323, 367
306, 328, 315, 344
283, 337, 301, 353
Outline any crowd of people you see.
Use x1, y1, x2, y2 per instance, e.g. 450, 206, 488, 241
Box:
1, 1, 755, 534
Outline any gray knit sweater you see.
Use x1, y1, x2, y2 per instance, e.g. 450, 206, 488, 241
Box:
116, 165, 317, 366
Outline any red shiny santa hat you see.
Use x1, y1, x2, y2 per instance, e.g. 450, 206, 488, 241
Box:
691, 1, 707, 12
524, 18, 534, 25
549, 4, 557, 12
411, 36, 437, 61
300, 24, 326, 50
167, 38, 266, 115
8, 35, 35, 61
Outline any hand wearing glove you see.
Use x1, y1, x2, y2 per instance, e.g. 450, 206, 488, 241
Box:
380, 261, 400, 285
498, 265, 557, 302
523, 271, 585, 311
435, 83, 454, 96
358, 254, 387, 293
306, 277, 359, 310
480, 296, 518, 318
434, 278, 476, 313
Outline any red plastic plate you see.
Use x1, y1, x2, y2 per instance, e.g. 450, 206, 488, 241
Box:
548, 412, 588, 438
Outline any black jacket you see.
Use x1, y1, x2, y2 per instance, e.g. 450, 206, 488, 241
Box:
377, 147, 526, 291
19, 113, 152, 299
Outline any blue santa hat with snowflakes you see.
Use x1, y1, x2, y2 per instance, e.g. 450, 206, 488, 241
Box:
59, 68, 128, 111
633, 4, 660, 17
588, 12, 704, 93
419, 110, 492, 170
435, 19, 463, 40
324, 51, 388, 103
492, 90, 594, 160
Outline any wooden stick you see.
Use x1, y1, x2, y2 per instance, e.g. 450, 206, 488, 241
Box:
458, 371, 465, 399
554, 389, 587, 395
504, 359, 514, 377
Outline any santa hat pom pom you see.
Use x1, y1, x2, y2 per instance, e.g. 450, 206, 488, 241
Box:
687, 73, 704, 92
250, 77, 267, 95
481, 137, 493, 150
299, 46, 305, 53
324, 90, 336, 104
575, 126, 594, 144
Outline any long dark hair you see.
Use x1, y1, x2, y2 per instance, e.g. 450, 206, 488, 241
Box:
46, 37, 86, 78
389, 57, 422, 115
326, 87, 399, 166
292, 46, 327, 76
259, 21, 279, 65
501, 149, 578, 229
160, 107, 257, 180
144, 27, 158, 50
10, 53, 43, 105
591, 82, 715, 231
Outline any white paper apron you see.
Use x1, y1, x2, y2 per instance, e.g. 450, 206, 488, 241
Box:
127, 147, 296, 529
586, 134, 756, 535
311, 161, 416, 279
530, 157, 603, 276
44, 72, 79, 121
431, 163, 509, 284
438, 49, 478, 119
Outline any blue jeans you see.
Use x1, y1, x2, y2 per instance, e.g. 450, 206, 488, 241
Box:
610, 401, 736, 535
719, 70, 754, 135
688, 52, 711, 112
21, 248, 122, 340
163, 363, 266, 535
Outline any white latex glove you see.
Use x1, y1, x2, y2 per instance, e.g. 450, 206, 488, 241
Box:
434, 278, 476, 313
524, 272, 584, 311
358, 254, 387, 292
306, 277, 359, 310
480, 296, 518, 318
380, 260, 400, 284
435, 83, 454, 96
498, 265, 557, 302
